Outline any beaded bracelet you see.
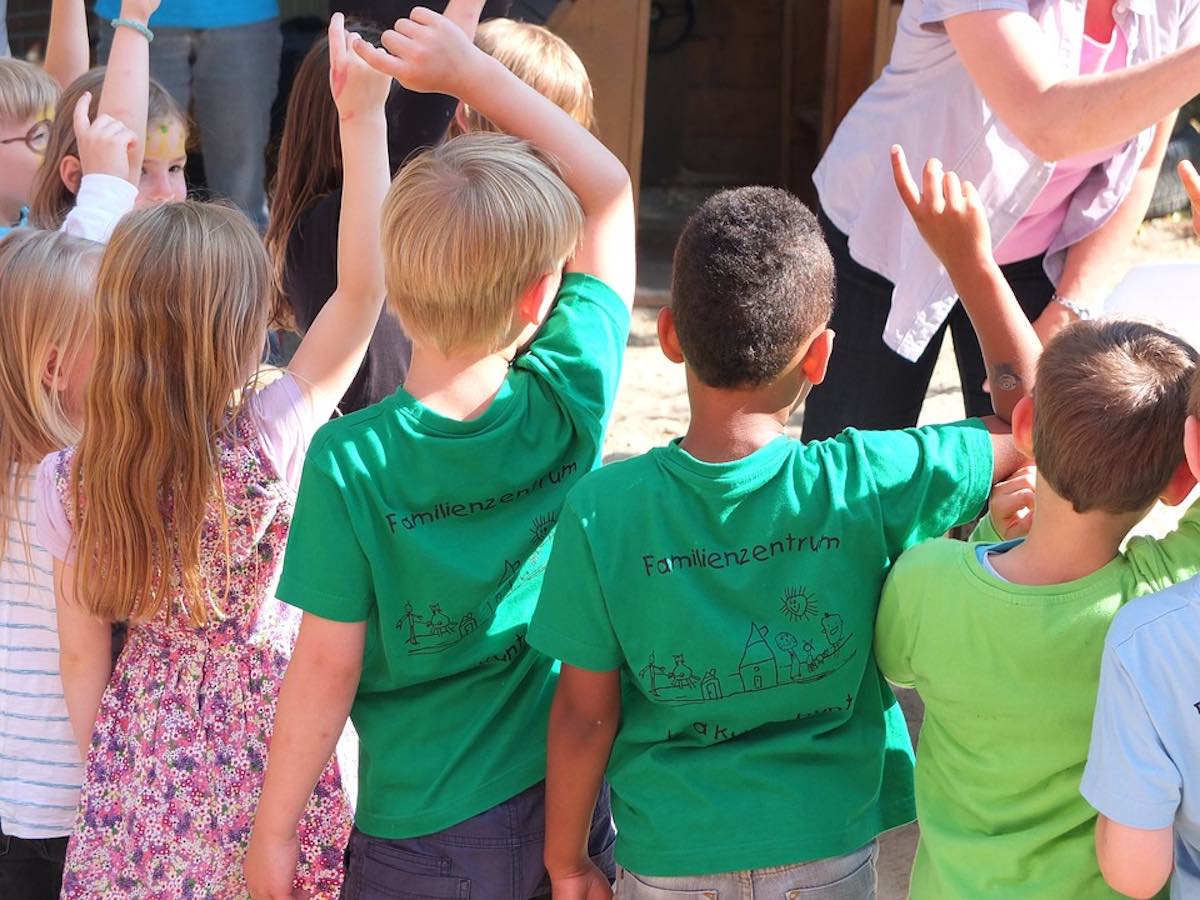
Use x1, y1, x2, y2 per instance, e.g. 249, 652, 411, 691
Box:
111, 17, 154, 42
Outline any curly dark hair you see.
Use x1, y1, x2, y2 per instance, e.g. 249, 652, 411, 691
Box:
671, 187, 834, 389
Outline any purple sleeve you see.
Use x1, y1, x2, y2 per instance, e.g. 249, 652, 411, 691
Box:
248, 374, 324, 491
35, 453, 74, 563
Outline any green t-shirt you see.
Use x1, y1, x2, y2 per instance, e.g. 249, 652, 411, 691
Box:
527, 422, 993, 876
277, 273, 630, 838
876, 502, 1200, 899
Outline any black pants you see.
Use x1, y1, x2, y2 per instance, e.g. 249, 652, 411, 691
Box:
0, 820, 68, 900
801, 209, 1054, 441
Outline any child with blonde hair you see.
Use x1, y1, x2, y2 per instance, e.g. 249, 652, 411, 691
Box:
35, 13, 391, 896
245, 3, 634, 896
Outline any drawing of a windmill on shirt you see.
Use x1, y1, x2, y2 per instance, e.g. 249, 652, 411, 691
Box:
639, 587, 856, 704
395, 511, 557, 655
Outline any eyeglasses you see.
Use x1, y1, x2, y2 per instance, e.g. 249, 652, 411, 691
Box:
0, 119, 51, 154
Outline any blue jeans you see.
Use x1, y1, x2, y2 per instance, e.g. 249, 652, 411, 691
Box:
614, 841, 877, 900
340, 781, 616, 899
99, 18, 282, 230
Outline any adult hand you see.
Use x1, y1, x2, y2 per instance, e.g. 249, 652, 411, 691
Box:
891, 145, 994, 281
988, 464, 1036, 539
329, 12, 392, 119
550, 862, 615, 900
1180, 160, 1200, 240
72, 91, 140, 182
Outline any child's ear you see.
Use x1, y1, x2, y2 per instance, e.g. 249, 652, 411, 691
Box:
1011, 395, 1036, 459
1160, 458, 1198, 507
1182, 415, 1200, 491
515, 271, 558, 326
453, 102, 471, 135
59, 155, 82, 196
656, 307, 685, 364
800, 329, 835, 386
41, 346, 66, 391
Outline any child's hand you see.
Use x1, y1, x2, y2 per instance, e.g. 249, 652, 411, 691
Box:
1180, 160, 1200, 240
892, 145, 994, 279
328, 12, 392, 121
244, 827, 301, 900
550, 862, 614, 900
988, 464, 1036, 540
72, 91, 140, 182
353, 5, 481, 97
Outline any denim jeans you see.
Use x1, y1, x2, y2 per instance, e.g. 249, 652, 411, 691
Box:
99, 18, 282, 230
614, 841, 876, 900
800, 209, 1054, 441
340, 781, 615, 899
0, 820, 69, 900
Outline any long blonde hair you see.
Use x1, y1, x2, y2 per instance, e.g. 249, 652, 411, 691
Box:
0, 230, 99, 548
71, 202, 270, 625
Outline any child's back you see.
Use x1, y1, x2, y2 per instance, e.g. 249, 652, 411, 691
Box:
877, 320, 1200, 898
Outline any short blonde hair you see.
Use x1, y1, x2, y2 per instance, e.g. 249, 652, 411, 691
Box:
0, 58, 59, 125
1033, 319, 1197, 515
456, 19, 596, 136
381, 132, 583, 355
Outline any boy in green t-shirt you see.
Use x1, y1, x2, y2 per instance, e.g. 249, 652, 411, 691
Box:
875, 154, 1200, 898
526, 172, 1029, 896
244, 4, 635, 898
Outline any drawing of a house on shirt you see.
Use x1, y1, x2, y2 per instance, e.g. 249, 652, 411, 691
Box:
734, 622, 779, 692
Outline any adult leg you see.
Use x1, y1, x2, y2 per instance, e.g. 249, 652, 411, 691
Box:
801, 210, 947, 440
191, 20, 282, 231
948, 254, 1054, 419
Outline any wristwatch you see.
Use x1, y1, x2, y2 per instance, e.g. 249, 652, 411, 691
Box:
1051, 293, 1092, 321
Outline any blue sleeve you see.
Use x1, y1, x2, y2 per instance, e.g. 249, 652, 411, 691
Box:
918, 0, 1030, 28
1080, 642, 1181, 830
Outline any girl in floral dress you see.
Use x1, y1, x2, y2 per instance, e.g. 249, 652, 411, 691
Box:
34, 15, 391, 897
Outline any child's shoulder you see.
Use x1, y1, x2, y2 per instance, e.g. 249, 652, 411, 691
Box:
1107, 575, 1200, 656
889, 534, 976, 581
563, 448, 662, 506
304, 395, 398, 468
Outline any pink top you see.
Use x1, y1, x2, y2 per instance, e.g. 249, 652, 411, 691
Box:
995, 24, 1131, 264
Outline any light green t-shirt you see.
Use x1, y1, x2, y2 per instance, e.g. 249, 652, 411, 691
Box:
527, 422, 993, 876
277, 274, 630, 838
876, 503, 1200, 899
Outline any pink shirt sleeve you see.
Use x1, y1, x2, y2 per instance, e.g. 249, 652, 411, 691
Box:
248, 373, 326, 491
35, 452, 74, 563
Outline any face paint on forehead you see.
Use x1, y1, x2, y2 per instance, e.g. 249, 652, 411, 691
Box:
144, 118, 187, 161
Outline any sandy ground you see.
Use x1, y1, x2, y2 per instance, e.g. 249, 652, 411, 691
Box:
335, 214, 1200, 897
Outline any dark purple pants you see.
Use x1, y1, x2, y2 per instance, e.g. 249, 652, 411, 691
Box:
340, 781, 615, 899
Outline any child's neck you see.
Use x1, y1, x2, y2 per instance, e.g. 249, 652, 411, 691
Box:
404, 343, 513, 421
990, 477, 1144, 585
680, 371, 802, 463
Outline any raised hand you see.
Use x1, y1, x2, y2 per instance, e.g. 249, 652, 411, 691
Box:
72, 91, 140, 182
118, 0, 161, 24
354, 6, 481, 97
988, 464, 1036, 540
1179, 160, 1200, 240
328, 12, 392, 120
891, 145, 993, 279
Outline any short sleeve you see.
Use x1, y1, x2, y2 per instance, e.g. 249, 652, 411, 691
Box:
526, 494, 623, 672
918, 0, 1030, 29
249, 373, 324, 491
35, 453, 73, 563
275, 439, 375, 622
875, 551, 921, 688
517, 274, 631, 441
859, 421, 993, 559
1179, 0, 1200, 49
1080, 643, 1181, 830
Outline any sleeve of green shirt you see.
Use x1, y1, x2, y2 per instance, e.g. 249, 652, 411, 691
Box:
517, 273, 632, 440
859, 419, 994, 559
527, 494, 623, 672
276, 438, 375, 623
875, 549, 923, 688
969, 514, 1003, 543
1123, 496, 1200, 594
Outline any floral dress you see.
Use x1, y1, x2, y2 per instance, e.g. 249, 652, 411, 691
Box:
36, 375, 352, 899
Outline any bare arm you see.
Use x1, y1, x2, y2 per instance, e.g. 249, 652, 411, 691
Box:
356, 4, 637, 308
96, 0, 160, 177
892, 147, 1042, 423
545, 664, 620, 900
53, 559, 112, 759
1095, 814, 1174, 899
946, 11, 1200, 161
44, 0, 90, 90
245, 613, 365, 900
287, 14, 391, 418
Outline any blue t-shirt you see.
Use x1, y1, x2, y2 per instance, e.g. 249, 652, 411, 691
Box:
94, 0, 278, 29
1081, 575, 1200, 899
